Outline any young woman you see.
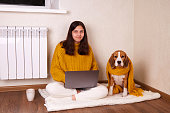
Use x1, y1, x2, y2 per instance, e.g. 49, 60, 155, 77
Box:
46, 21, 108, 101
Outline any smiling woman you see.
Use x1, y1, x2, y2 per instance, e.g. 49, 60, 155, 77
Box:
46, 21, 108, 101
72, 26, 84, 44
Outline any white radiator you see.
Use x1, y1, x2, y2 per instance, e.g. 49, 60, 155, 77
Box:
0, 26, 47, 80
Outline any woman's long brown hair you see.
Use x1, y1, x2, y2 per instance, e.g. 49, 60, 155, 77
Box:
61, 21, 89, 55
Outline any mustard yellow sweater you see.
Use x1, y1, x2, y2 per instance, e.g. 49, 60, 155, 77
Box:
50, 43, 98, 83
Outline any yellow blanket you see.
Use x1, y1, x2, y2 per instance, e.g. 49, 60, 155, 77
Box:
106, 58, 143, 96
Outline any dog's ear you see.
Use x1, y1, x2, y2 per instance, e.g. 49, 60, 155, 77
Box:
124, 55, 129, 68
109, 54, 115, 69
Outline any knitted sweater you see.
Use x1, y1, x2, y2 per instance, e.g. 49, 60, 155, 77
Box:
50, 42, 98, 83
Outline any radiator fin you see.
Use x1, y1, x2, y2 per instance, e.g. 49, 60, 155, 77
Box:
0, 26, 48, 80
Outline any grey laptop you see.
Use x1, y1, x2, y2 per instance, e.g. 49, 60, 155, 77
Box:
65, 70, 99, 89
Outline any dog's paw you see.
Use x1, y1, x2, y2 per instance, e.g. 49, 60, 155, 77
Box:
122, 92, 127, 97
122, 88, 127, 97
108, 91, 113, 96
108, 86, 113, 96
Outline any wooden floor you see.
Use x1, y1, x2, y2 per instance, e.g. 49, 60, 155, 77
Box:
0, 90, 170, 113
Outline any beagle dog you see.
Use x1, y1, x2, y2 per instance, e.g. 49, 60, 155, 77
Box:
108, 50, 129, 97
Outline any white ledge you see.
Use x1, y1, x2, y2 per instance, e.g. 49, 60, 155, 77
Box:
0, 7, 67, 14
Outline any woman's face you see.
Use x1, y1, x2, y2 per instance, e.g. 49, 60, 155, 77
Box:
72, 25, 84, 43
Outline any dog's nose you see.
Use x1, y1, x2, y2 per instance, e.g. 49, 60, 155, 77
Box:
117, 61, 121, 64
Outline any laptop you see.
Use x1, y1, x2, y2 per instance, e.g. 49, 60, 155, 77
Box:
65, 70, 99, 89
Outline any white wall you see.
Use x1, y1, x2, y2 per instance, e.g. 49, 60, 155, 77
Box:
0, 0, 134, 86
134, 0, 170, 94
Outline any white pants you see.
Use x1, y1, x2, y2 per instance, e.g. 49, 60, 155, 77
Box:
46, 82, 108, 101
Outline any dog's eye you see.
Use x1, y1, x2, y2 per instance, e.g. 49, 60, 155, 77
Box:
114, 56, 117, 58
121, 56, 125, 58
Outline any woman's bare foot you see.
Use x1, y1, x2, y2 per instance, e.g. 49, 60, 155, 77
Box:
72, 95, 76, 101
72, 90, 81, 100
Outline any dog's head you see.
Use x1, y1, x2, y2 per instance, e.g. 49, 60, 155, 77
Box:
109, 50, 129, 69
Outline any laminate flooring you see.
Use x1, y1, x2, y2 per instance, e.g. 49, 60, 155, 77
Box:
0, 90, 170, 113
